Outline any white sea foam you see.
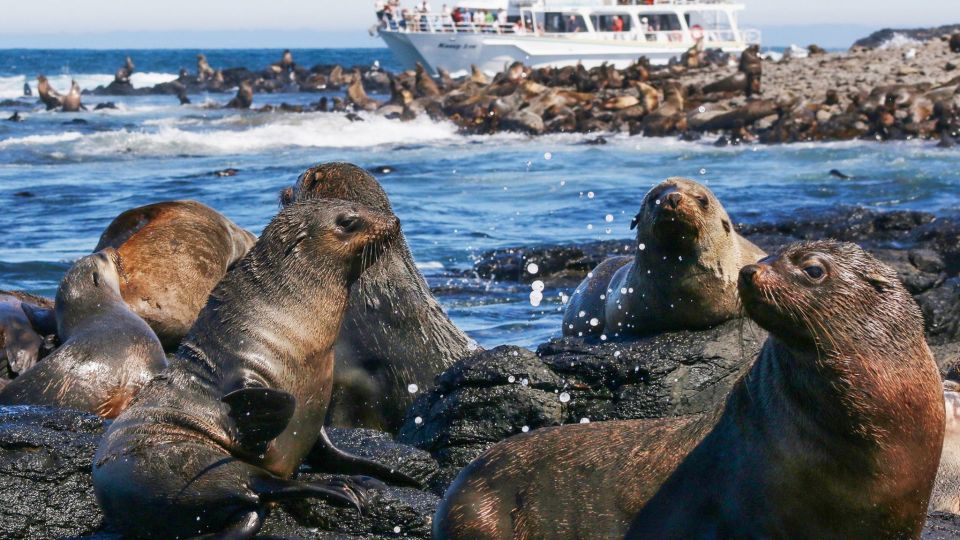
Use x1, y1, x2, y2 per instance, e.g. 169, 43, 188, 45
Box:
3, 112, 459, 156
0, 72, 178, 99
877, 33, 923, 50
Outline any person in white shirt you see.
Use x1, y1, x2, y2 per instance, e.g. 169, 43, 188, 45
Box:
496, 8, 507, 25
442, 3, 451, 17
419, 0, 431, 13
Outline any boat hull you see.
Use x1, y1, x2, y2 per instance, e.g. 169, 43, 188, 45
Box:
380, 30, 747, 75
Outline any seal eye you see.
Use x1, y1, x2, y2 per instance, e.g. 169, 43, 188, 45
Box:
802, 264, 825, 280
92, 272, 101, 287
336, 214, 362, 234
695, 195, 709, 207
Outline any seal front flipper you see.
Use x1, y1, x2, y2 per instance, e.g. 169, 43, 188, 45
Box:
250, 474, 368, 513
192, 508, 267, 540
222, 387, 295, 454
306, 426, 421, 488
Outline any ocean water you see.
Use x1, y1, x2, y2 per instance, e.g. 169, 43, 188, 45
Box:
1, 49, 959, 348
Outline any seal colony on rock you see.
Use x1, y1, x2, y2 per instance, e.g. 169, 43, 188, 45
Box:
94, 200, 257, 351
0, 250, 167, 418
436, 241, 945, 540
93, 198, 411, 539
280, 163, 473, 432
563, 177, 765, 338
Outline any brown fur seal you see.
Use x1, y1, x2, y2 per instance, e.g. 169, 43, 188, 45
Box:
436, 241, 944, 539
115, 56, 134, 83
61, 80, 83, 112
95, 200, 257, 351
931, 381, 960, 513
93, 198, 415, 539
0, 250, 167, 418
36, 75, 63, 110
280, 163, 473, 432
563, 177, 765, 338
226, 80, 254, 109
197, 53, 215, 82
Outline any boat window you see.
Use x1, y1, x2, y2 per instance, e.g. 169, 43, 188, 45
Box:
591, 14, 631, 32
639, 13, 682, 32
540, 12, 588, 33
685, 11, 734, 40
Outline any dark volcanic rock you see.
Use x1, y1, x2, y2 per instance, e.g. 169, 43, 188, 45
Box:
923, 512, 960, 539
471, 239, 637, 286
0, 406, 438, 539
398, 321, 764, 486
0, 407, 105, 539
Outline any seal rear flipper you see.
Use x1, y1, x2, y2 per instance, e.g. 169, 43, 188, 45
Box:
250, 474, 368, 513
306, 426, 422, 488
221, 387, 295, 454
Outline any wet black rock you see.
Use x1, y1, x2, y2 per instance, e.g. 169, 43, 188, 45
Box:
317, 428, 441, 487
471, 239, 637, 286
0, 407, 105, 539
398, 321, 764, 487
923, 512, 960, 539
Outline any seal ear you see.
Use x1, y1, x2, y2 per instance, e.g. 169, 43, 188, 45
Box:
630, 212, 642, 231
864, 273, 893, 293
279, 187, 295, 207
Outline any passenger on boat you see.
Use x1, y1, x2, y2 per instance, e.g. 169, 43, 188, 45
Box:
612, 15, 624, 32
375, 0, 386, 21
442, 4, 451, 17
497, 8, 508, 26
451, 7, 463, 23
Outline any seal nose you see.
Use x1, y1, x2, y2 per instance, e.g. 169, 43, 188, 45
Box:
740, 264, 762, 281
664, 192, 683, 210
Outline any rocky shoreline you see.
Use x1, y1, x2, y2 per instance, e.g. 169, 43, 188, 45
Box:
2, 204, 960, 538
47, 27, 956, 145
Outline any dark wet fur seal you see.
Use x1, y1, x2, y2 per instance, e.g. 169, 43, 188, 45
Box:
95, 200, 257, 351
226, 80, 254, 109
280, 163, 473, 432
563, 177, 765, 338
36, 75, 63, 110
0, 250, 167, 418
0, 291, 55, 377
436, 241, 944, 540
93, 199, 412, 539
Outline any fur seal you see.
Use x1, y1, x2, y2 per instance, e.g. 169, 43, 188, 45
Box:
0, 250, 167, 418
563, 177, 765, 338
36, 75, 62, 110
0, 292, 51, 377
226, 80, 254, 109
197, 53, 215, 82
94, 200, 257, 351
280, 163, 473, 432
61, 80, 83, 112
115, 56, 135, 83
436, 240, 944, 540
739, 44, 762, 97
93, 198, 413, 539
931, 381, 960, 514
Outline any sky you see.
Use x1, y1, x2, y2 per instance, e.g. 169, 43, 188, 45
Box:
0, 0, 957, 49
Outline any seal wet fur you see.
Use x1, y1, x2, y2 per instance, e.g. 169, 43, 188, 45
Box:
436, 241, 944, 540
281, 163, 473, 432
93, 199, 406, 539
0, 249, 167, 418
563, 177, 765, 338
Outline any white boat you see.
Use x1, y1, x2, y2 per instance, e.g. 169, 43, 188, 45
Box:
376, 0, 761, 75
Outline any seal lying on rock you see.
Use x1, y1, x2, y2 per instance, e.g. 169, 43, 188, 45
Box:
437, 241, 944, 540
280, 163, 473, 432
0, 250, 167, 418
95, 200, 257, 350
36, 75, 62, 110
563, 177, 765, 338
93, 199, 413, 539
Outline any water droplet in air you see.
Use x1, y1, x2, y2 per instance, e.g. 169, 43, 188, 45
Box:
527, 263, 539, 275
559, 392, 571, 403
589, 318, 599, 327
414, 416, 423, 425
521, 425, 530, 432
407, 383, 419, 394
605, 214, 614, 222
638, 243, 646, 250
587, 191, 595, 199
544, 152, 553, 160
508, 375, 516, 383
394, 526, 402, 533
580, 418, 591, 424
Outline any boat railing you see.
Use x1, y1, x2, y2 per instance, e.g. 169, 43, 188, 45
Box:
381, 14, 760, 44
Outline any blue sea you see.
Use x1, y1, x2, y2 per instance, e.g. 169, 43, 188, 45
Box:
1, 49, 959, 348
